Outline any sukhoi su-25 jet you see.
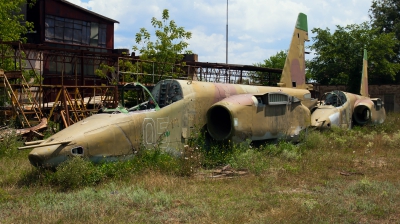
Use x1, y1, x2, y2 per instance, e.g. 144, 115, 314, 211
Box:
311, 49, 386, 129
23, 13, 318, 168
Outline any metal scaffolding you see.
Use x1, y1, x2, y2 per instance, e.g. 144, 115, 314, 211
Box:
0, 41, 282, 133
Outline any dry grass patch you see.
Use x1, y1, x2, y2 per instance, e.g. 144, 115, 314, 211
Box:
2, 114, 400, 223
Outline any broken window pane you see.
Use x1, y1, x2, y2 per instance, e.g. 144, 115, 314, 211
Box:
90, 23, 99, 46
64, 28, 73, 41
44, 14, 107, 48
55, 27, 64, 40
73, 29, 82, 43
45, 27, 55, 40
99, 28, 106, 46
74, 23, 82, 30
55, 20, 64, 28
82, 26, 88, 44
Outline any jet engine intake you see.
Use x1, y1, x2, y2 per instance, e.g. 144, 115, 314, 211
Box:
207, 105, 233, 141
353, 105, 371, 125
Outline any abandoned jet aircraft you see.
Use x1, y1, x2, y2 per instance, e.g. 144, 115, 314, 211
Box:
22, 12, 317, 168
311, 49, 386, 129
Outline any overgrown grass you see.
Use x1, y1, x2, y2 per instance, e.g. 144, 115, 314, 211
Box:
1, 113, 400, 223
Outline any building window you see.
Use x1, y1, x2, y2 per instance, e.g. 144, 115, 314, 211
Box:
45, 15, 106, 48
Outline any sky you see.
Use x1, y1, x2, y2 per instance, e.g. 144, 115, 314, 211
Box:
67, 0, 373, 65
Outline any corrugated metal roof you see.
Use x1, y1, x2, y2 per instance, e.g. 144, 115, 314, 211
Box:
60, 0, 119, 23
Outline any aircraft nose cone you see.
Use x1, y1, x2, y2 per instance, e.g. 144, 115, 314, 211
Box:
28, 144, 67, 168
313, 118, 331, 128
28, 152, 44, 167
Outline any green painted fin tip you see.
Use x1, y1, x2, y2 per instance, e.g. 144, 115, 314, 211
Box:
363, 49, 367, 60
296, 13, 308, 32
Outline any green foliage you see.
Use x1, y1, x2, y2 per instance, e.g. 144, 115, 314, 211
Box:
95, 63, 117, 84
370, 0, 400, 37
22, 69, 42, 84
200, 142, 232, 168
251, 50, 287, 85
25, 147, 195, 190
51, 157, 104, 190
348, 178, 377, 196
133, 9, 192, 81
300, 130, 326, 151
137, 148, 180, 174
229, 146, 269, 175
309, 22, 400, 92
0, 0, 35, 42
255, 50, 287, 69
0, 187, 12, 203
0, 0, 36, 77
0, 130, 23, 158
42, 120, 61, 139
18, 113, 400, 191
370, 0, 400, 65
382, 130, 400, 147
260, 140, 302, 160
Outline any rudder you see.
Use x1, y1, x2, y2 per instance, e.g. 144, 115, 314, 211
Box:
278, 13, 311, 90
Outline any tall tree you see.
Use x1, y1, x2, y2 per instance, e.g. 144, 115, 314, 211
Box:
369, 0, 400, 81
0, 0, 35, 72
308, 22, 400, 93
133, 9, 192, 82
0, 0, 34, 42
251, 50, 287, 85
255, 50, 287, 69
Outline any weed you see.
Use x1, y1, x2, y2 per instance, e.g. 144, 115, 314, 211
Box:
0, 187, 11, 203
301, 198, 319, 212
382, 130, 400, 148
52, 157, 104, 190
2, 113, 400, 223
348, 178, 377, 196
373, 112, 400, 134
228, 148, 269, 175
176, 145, 202, 177
280, 144, 301, 161
42, 120, 61, 139
199, 142, 232, 168
0, 130, 23, 158
300, 130, 326, 151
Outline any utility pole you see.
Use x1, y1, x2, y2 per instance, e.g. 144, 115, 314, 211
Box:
226, 0, 228, 64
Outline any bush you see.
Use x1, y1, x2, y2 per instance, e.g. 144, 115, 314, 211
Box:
52, 157, 104, 190
300, 130, 325, 151
0, 130, 23, 158
228, 148, 269, 175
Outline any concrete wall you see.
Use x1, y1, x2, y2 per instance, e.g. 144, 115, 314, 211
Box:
316, 85, 400, 112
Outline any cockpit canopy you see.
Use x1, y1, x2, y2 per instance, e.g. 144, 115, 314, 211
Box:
151, 80, 183, 108
323, 90, 347, 107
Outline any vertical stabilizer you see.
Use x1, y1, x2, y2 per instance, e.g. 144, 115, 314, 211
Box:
360, 49, 369, 97
278, 13, 311, 89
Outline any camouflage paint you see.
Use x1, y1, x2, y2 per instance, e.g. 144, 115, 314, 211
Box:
311, 50, 386, 129
279, 12, 310, 90
25, 13, 319, 168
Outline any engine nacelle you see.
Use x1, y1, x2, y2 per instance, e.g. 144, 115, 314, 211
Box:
353, 103, 373, 125
207, 105, 234, 141
206, 94, 254, 141
206, 92, 310, 142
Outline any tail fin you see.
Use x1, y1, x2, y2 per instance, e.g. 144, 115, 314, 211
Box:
360, 49, 369, 97
278, 13, 311, 90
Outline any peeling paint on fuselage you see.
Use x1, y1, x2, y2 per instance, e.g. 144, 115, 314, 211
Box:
28, 80, 316, 168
